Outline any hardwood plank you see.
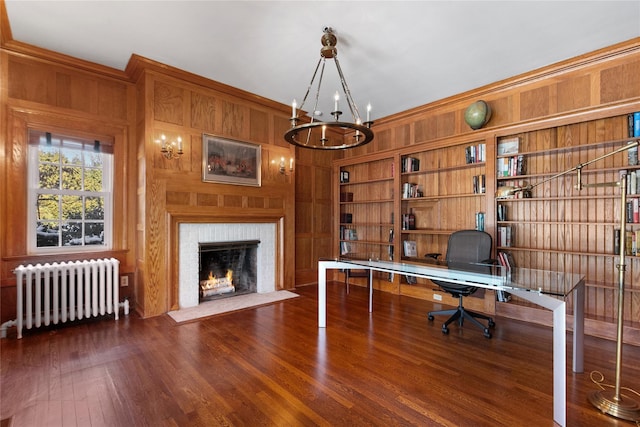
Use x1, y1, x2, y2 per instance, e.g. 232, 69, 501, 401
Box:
1, 283, 639, 426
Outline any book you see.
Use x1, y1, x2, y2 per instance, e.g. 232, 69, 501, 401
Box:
634, 112, 640, 137
475, 212, 485, 231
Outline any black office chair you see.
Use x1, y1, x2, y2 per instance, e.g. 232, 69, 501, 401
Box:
426, 230, 495, 338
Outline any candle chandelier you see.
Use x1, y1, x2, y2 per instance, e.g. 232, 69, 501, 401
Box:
284, 27, 374, 150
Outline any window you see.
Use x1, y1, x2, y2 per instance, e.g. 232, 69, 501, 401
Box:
28, 130, 113, 253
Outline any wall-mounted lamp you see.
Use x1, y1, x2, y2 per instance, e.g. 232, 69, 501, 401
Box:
156, 134, 183, 159
272, 157, 294, 174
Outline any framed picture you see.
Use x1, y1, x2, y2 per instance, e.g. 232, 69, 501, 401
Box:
202, 134, 261, 186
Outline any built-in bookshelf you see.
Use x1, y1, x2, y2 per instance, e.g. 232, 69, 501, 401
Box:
495, 114, 640, 332
337, 155, 396, 270
399, 141, 487, 265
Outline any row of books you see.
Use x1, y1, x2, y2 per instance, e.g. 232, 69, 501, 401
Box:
497, 155, 526, 177
497, 226, 513, 248
495, 251, 514, 302
629, 112, 640, 138
625, 198, 640, 223
614, 229, 640, 256
623, 170, 640, 195
496, 204, 508, 221
401, 157, 420, 173
402, 182, 422, 198
472, 174, 486, 194
340, 226, 358, 241
465, 143, 486, 164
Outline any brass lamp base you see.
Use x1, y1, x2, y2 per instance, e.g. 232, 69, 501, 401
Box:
589, 389, 640, 422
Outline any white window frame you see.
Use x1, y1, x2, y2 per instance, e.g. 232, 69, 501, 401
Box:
27, 130, 113, 254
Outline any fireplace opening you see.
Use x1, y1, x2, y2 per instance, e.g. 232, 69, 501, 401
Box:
198, 240, 259, 302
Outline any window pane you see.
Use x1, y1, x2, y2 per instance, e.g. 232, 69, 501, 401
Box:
38, 145, 59, 162
85, 152, 103, 168
61, 147, 82, 165
61, 195, 82, 219
62, 166, 82, 190
63, 222, 82, 246
85, 168, 103, 191
84, 223, 104, 245
85, 196, 104, 220
36, 222, 59, 247
39, 163, 60, 189
37, 195, 59, 220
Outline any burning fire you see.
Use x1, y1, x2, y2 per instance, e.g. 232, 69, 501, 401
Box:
202, 269, 233, 290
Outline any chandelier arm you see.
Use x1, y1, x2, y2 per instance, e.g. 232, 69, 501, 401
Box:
297, 57, 324, 113
308, 59, 327, 125
333, 56, 362, 122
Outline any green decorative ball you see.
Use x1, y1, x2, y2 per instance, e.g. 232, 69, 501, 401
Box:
464, 100, 492, 130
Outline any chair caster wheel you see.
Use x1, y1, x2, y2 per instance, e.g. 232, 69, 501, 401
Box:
483, 329, 492, 339
488, 319, 495, 328
442, 326, 449, 335
428, 314, 434, 321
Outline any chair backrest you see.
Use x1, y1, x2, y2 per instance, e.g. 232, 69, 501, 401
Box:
445, 230, 492, 265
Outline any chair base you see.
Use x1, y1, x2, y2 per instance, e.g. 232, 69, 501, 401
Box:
428, 299, 495, 338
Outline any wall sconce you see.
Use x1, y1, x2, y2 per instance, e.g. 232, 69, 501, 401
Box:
272, 157, 294, 174
156, 134, 183, 159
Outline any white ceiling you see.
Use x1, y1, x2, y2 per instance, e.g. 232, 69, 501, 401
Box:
5, 1, 640, 121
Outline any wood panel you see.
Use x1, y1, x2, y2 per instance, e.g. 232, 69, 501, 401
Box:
1, 48, 137, 323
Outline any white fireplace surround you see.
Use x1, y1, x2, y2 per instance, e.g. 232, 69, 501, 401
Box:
178, 223, 276, 309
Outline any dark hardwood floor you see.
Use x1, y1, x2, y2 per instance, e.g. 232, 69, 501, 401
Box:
1, 282, 639, 426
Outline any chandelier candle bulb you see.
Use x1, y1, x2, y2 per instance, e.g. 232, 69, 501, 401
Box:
367, 103, 371, 122
289, 158, 294, 171
292, 99, 297, 117
334, 91, 339, 111
322, 125, 326, 140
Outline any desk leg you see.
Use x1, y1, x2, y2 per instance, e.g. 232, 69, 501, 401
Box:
552, 302, 567, 427
509, 289, 566, 427
369, 269, 373, 313
573, 283, 585, 373
318, 263, 327, 328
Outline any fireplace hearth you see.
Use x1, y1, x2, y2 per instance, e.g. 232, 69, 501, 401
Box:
198, 240, 259, 302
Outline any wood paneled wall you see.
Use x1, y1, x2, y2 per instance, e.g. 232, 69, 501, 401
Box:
0, 48, 138, 321
0, 37, 301, 320
126, 57, 296, 316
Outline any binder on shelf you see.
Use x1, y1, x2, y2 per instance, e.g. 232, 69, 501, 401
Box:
340, 170, 350, 183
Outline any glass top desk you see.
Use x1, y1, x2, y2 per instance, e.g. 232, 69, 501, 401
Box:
317, 258, 585, 427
